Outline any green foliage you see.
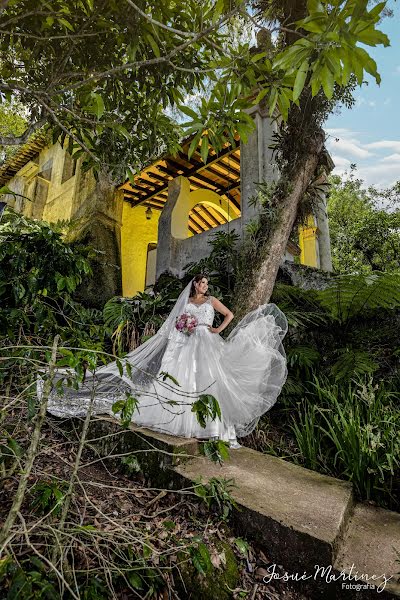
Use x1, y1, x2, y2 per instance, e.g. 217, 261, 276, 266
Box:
327, 173, 400, 275
270, 0, 389, 109
0, 436, 23, 470
234, 537, 250, 558
112, 394, 139, 428
0, 556, 59, 599
288, 376, 400, 507
0, 0, 390, 179
0, 100, 28, 163
194, 476, 238, 520
317, 272, 400, 325
120, 455, 141, 475
289, 399, 323, 471
271, 283, 327, 329
103, 288, 178, 355
0, 555, 113, 599
192, 393, 222, 428
272, 272, 400, 388
180, 79, 255, 162
0, 209, 104, 347
330, 347, 378, 381
29, 479, 67, 517
189, 539, 213, 575
0, 0, 249, 178
202, 439, 230, 465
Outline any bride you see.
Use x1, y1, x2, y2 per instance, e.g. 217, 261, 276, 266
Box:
42, 273, 288, 449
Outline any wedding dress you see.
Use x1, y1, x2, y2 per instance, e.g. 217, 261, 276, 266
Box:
40, 280, 288, 446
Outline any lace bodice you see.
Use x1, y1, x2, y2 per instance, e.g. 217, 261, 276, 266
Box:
184, 295, 215, 326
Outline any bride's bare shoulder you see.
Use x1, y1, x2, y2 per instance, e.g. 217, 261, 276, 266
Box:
210, 296, 233, 316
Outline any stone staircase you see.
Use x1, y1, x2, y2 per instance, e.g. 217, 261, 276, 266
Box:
71, 415, 400, 599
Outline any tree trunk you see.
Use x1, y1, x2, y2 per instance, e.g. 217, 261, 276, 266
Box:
240, 131, 325, 315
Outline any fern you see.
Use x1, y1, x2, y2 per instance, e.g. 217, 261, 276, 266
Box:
330, 348, 378, 381
317, 272, 400, 324
271, 283, 327, 328
287, 345, 321, 369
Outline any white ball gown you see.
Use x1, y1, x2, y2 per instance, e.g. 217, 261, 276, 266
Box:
40, 284, 288, 447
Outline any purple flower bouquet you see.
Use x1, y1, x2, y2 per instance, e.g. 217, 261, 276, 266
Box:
175, 313, 198, 335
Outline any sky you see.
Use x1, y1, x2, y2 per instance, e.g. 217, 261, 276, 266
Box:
325, 1, 400, 188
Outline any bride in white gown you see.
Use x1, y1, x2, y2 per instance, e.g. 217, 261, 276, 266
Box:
42, 274, 288, 449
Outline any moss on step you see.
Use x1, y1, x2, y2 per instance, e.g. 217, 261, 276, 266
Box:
175, 539, 239, 600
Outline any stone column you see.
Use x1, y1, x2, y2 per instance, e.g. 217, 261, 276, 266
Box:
156, 175, 190, 280
240, 103, 279, 228
71, 173, 124, 307
314, 196, 333, 272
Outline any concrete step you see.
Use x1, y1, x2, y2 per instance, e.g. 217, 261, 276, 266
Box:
174, 446, 354, 572
59, 416, 400, 598
174, 447, 400, 599
334, 503, 400, 598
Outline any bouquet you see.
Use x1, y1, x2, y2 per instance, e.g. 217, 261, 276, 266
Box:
175, 313, 198, 335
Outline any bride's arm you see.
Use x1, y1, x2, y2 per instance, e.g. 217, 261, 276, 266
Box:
209, 296, 234, 334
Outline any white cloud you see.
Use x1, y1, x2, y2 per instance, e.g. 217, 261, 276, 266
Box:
380, 153, 400, 163
325, 127, 356, 138
357, 163, 400, 188
331, 155, 352, 171
354, 96, 377, 108
326, 137, 374, 158
324, 128, 400, 187
366, 140, 400, 153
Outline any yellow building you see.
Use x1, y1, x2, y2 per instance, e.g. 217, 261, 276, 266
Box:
0, 106, 333, 302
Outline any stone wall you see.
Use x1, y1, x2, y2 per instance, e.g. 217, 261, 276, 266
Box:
278, 261, 334, 290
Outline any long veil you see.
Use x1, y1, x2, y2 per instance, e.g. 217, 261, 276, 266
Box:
99, 279, 194, 387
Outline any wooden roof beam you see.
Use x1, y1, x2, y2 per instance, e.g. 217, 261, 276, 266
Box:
206, 205, 228, 225
189, 212, 208, 232
191, 206, 218, 229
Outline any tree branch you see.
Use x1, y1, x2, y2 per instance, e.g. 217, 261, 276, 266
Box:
0, 118, 46, 145
0, 335, 60, 554
125, 0, 197, 38
0, 29, 107, 40
55, 3, 244, 92
35, 96, 100, 163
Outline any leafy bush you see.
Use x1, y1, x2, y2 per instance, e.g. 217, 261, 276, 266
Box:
289, 377, 400, 509
273, 272, 400, 386
0, 209, 104, 349
103, 289, 176, 355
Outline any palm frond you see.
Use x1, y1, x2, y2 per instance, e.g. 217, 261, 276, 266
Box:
272, 283, 327, 328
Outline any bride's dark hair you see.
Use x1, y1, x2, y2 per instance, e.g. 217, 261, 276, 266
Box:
189, 273, 210, 298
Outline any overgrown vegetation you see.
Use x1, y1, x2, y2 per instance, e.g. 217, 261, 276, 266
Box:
245, 275, 400, 511
0, 210, 283, 600
0, 0, 398, 593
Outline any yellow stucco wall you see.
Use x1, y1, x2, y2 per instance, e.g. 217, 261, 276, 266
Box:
298, 214, 319, 268
5, 142, 80, 223
121, 202, 160, 297
5, 141, 323, 293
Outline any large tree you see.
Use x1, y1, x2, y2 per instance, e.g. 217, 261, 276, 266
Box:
327, 173, 400, 274
230, 0, 391, 315
0, 0, 251, 179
